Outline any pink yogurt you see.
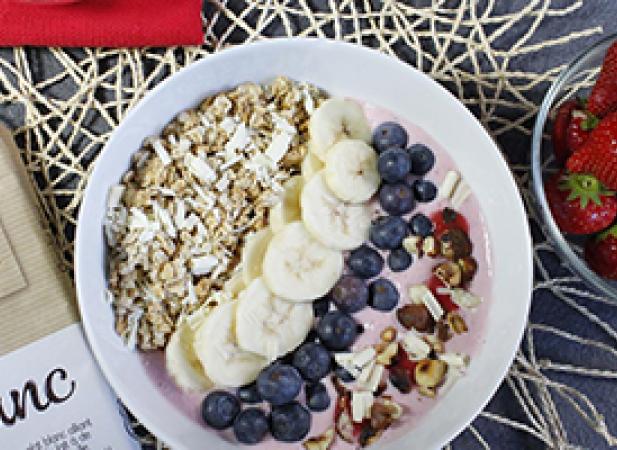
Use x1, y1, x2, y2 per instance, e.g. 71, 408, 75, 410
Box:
140, 102, 493, 449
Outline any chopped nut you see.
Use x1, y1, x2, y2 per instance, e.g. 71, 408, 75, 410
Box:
380, 326, 397, 342
458, 256, 478, 283
402, 235, 422, 254
447, 312, 468, 334
396, 304, 435, 332
303, 428, 335, 450
422, 236, 439, 257
434, 261, 463, 287
435, 321, 452, 342
439, 228, 472, 261
376, 341, 399, 366
418, 385, 436, 398
415, 359, 448, 388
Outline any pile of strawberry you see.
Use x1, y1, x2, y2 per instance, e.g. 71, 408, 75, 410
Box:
546, 41, 617, 280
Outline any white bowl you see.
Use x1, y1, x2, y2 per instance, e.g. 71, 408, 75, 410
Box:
75, 38, 532, 450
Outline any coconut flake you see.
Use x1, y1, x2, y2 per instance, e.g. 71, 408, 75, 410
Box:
185, 154, 216, 184
224, 123, 250, 154
107, 185, 125, 210
401, 330, 431, 360
421, 289, 444, 321
265, 131, 293, 163
151, 138, 172, 166
191, 255, 218, 276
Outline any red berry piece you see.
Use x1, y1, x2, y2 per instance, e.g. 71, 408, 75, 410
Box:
430, 208, 469, 239
427, 276, 459, 312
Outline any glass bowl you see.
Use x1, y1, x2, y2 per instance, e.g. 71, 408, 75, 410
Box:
531, 33, 617, 299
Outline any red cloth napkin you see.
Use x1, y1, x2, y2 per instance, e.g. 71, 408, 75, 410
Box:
0, 0, 203, 47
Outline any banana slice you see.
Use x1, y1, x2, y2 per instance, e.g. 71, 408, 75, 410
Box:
165, 320, 213, 392
325, 138, 379, 203
194, 302, 268, 387
224, 269, 245, 297
241, 228, 273, 285
309, 98, 371, 161
263, 221, 343, 302
301, 171, 372, 250
270, 176, 303, 233
301, 151, 325, 182
236, 277, 313, 361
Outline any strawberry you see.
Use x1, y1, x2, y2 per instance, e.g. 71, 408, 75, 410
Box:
567, 110, 617, 189
566, 110, 597, 153
585, 225, 617, 280
430, 208, 469, 239
552, 100, 578, 162
588, 41, 617, 116
427, 276, 459, 312
545, 172, 617, 235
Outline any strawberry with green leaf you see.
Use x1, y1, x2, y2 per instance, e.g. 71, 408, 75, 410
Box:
567, 110, 617, 190
585, 225, 617, 280
545, 172, 617, 235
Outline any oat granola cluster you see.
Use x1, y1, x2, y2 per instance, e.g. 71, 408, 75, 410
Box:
105, 77, 326, 350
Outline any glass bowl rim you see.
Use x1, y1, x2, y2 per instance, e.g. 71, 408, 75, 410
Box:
531, 32, 617, 300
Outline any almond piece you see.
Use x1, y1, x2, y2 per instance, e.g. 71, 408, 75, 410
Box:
303, 428, 335, 450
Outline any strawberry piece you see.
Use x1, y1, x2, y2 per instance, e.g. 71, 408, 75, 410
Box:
588, 41, 617, 116
552, 100, 578, 162
427, 275, 459, 312
585, 225, 617, 280
567, 111, 617, 189
387, 344, 418, 394
431, 208, 469, 239
545, 172, 617, 235
566, 110, 597, 153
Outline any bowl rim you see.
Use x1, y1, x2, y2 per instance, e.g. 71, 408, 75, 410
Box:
531, 32, 617, 300
74, 37, 534, 450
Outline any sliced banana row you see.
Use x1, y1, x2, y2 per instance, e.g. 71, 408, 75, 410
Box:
167, 97, 380, 390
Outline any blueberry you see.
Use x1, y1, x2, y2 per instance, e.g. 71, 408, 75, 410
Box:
256, 364, 302, 406
413, 179, 437, 203
305, 382, 331, 412
330, 276, 369, 313
369, 278, 399, 311
293, 342, 331, 382
377, 148, 411, 183
201, 390, 240, 430
409, 213, 434, 237
316, 311, 358, 351
408, 144, 435, 175
388, 248, 412, 272
334, 365, 356, 382
372, 122, 408, 153
348, 245, 384, 279
237, 382, 261, 404
313, 296, 331, 317
270, 401, 312, 442
379, 183, 415, 216
370, 216, 408, 250
233, 408, 269, 444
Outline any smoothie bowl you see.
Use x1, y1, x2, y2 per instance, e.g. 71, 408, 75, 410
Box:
75, 39, 532, 450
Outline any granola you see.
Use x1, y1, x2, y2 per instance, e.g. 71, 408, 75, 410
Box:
104, 77, 326, 350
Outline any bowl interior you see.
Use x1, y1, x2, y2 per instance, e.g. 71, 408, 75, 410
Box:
75, 38, 533, 450
531, 33, 617, 299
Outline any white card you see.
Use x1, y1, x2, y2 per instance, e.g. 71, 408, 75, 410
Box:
0, 324, 139, 450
